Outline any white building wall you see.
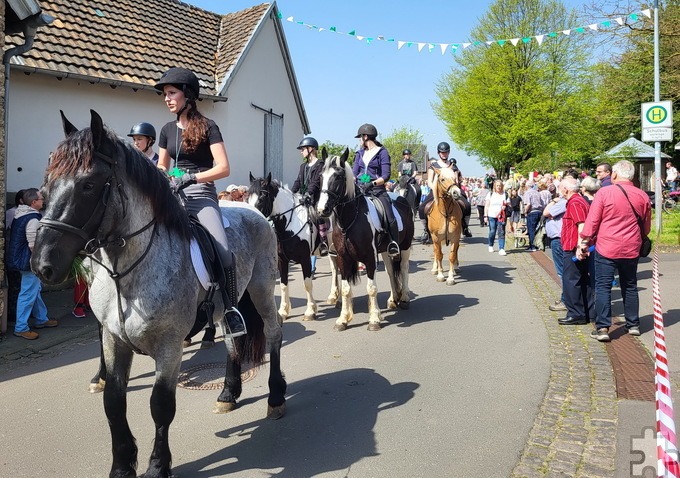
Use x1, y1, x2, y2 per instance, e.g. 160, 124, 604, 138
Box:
7, 19, 307, 194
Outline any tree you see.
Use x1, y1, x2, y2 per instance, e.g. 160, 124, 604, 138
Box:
380, 126, 426, 178
434, 0, 601, 175
318, 140, 355, 164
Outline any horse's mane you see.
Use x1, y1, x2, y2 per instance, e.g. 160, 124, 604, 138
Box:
48, 127, 191, 240
324, 155, 355, 200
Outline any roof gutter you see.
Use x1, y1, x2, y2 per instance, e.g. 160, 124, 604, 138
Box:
10, 64, 229, 103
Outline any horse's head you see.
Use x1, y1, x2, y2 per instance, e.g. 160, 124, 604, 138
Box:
317, 148, 353, 218
434, 168, 461, 202
32, 110, 186, 285
248, 172, 278, 217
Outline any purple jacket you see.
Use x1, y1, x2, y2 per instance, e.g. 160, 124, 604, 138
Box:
353, 147, 392, 186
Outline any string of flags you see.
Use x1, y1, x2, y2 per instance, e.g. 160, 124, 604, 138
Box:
275, 8, 652, 54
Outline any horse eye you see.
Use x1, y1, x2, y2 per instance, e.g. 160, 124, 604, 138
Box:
82, 182, 95, 191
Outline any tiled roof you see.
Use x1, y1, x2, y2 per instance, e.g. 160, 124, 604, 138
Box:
4, 0, 271, 97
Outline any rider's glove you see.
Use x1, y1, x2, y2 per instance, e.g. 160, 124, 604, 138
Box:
359, 181, 375, 195
303, 193, 313, 206
171, 173, 197, 192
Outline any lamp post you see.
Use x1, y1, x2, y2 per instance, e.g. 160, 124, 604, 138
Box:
654, 0, 662, 232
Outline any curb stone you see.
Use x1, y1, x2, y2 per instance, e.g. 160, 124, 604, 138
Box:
509, 249, 617, 478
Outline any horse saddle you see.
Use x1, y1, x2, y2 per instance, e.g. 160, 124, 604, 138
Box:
365, 195, 403, 232
189, 216, 225, 289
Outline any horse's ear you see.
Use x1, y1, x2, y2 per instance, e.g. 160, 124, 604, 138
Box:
266, 172, 272, 183
90, 110, 105, 148
321, 147, 328, 161
249, 172, 255, 183
60, 110, 78, 137
340, 148, 349, 167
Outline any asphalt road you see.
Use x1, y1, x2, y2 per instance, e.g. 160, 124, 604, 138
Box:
0, 224, 550, 477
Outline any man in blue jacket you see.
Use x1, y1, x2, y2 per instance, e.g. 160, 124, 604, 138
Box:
352, 123, 400, 257
7, 188, 58, 339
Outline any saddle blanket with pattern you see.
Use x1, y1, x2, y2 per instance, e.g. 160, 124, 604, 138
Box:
364, 196, 403, 233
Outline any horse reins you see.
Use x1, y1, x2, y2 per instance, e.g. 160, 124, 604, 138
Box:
436, 178, 460, 247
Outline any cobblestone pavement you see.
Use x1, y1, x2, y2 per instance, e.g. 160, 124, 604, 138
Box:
510, 250, 617, 478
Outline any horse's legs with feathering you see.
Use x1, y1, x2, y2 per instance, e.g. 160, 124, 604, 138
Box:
102, 332, 137, 478
300, 255, 317, 321
89, 322, 106, 393
326, 254, 340, 307
277, 253, 292, 320
140, 346, 182, 478
364, 257, 382, 331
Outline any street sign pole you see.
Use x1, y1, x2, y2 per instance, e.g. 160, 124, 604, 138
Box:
654, 0, 662, 233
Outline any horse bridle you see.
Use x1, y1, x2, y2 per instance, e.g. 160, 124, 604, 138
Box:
38, 149, 157, 281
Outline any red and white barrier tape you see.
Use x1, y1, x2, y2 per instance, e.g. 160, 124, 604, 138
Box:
653, 243, 680, 477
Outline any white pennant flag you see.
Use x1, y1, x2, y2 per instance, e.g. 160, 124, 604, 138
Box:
562, 29, 571, 35
417, 43, 426, 52
356, 35, 364, 40
536, 34, 545, 45
588, 23, 598, 31
642, 9, 652, 18
462, 42, 472, 49
615, 17, 625, 25
510, 38, 520, 46
286, 16, 294, 22
486, 41, 493, 45
440, 43, 448, 55
378, 35, 384, 40
318, 28, 325, 32
397, 41, 406, 50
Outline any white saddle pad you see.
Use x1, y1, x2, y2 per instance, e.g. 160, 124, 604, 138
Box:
190, 239, 211, 291
364, 197, 403, 232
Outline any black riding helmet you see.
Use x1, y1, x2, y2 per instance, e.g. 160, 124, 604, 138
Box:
403, 149, 412, 155
154, 67, 200, 100
127, 122, 157, 142
297, 137, 319, 150
437, 142, 451, 153
355, 123, 378, 138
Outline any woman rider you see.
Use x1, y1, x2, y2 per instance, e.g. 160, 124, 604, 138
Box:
154, 67, 246, 338
418, 141, 472, 243
291, 136, 329, 257
351, 123, 400, 257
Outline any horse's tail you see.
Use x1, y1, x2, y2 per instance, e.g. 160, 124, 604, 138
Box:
235, 290, 266, 366
390, 253, 403, 294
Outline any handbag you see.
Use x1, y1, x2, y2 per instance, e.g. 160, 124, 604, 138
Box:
616, 185, 652, 257
497, 207, 506, 224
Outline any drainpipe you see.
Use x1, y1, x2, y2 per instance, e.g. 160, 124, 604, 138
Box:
3, 12, 55, 202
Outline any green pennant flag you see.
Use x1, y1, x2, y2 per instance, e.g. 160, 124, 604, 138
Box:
497, 39, 507, 46
276, 12, 282, 19
330, 26, 336, 32
297, 21, 304, 25
473, 41, 482, 46
367, 37, 373, 43
548, 32, 557, 37
387, 38, 395, 42
522, 37, 532, 43
575, 27, 585, 33
407, 42, 413, 47
348, 30, 356, 36
629, 13, 639, 21
602, 20, 611, 27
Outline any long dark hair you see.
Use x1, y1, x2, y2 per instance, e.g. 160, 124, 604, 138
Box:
182, 99, 209, 153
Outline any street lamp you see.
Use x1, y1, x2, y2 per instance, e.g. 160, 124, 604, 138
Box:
654, 0, 662, 232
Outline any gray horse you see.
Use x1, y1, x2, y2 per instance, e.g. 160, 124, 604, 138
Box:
31, 110, 286, 478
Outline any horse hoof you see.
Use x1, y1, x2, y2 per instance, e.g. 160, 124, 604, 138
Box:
88, 379, 105, 394
387, 301, 398, 310
334, 323, 347, 332
367, 323, 381, 331
213, 401, 237, 414
446, 279, 456, 286
267, 402, 286, 420
302, 314, 316, 321
436, 276, 446, 282
182, 339, 192, 348
200, 340, 215, 350
326, 298, 336, 305
399, 301, 410, 310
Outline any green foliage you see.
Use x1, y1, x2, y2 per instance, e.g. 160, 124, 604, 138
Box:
434, 0, 600, 175
380, 126, 426, 178
319, 140, 355, 164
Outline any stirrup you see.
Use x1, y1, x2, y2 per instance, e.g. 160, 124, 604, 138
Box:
224, 307, 247, 338
387, 241, 400, 257
319, 241, 329, 257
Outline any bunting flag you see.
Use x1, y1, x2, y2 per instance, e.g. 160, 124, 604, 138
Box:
275, 8, 651, 55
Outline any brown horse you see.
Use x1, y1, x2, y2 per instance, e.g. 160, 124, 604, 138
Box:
427, 168, 463, 285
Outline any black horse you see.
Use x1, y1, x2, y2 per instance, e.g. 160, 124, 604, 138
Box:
317, 149, 414, 331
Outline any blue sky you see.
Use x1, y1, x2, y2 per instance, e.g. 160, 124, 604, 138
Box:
189, 0, 618, 176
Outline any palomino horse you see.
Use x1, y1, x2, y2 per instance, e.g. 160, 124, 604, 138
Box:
427, 168, 463, 285
31, 110, 286, 478
394, 173, 421, 217
317, 149, 414, 331
248, 171, 340, 320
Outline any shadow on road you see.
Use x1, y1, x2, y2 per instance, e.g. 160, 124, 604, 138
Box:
173, 368, 418, 477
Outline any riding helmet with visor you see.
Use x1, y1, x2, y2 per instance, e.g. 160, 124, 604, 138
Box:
403, 149, 412, 155
355, 123, 378, 138
154, 67, 200, 100
297, 137, 319, 150
127, 122, 157, 142
437, 142, 451, 153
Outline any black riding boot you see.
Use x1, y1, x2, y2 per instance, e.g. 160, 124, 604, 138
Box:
462, 218, 472, 238
387, 220, 400, 257
223, 263, 247, 338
